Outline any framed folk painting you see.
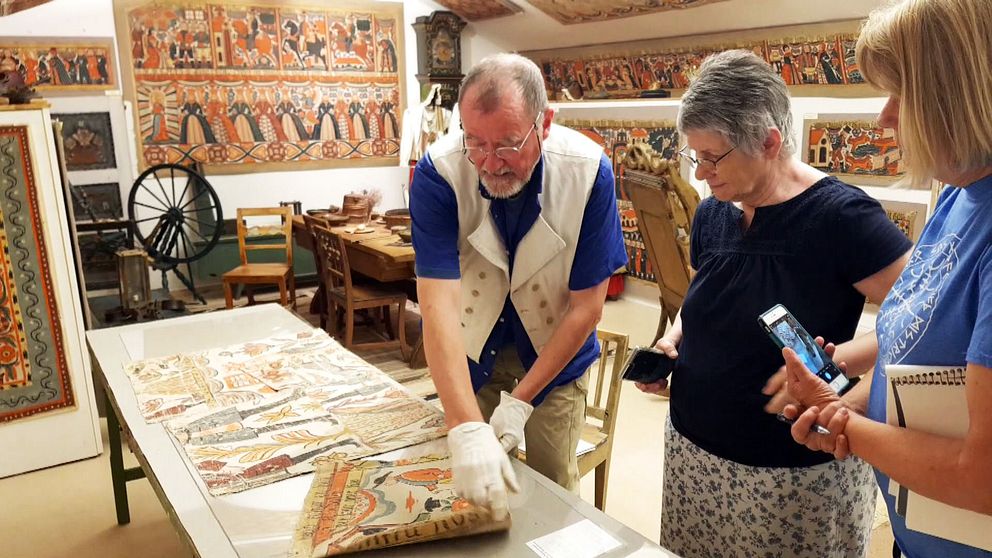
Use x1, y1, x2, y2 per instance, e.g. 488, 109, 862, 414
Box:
0, 37, 117, 92
52, 112, 117, 171
802, 113, 905, 186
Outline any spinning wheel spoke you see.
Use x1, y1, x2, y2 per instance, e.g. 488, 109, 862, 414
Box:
179, 186, 209, 211
152, 172, 175, 209
137, 180, 172, 212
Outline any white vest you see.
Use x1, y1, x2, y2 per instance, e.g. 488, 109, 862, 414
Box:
428, 123, 603, 362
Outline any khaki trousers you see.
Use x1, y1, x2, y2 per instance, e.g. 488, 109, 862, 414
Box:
477, 348, 589, 492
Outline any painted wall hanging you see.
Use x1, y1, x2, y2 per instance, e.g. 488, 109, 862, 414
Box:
0, 38, 116, 92
292, 456, 511, 557
802, 114, 905, 185
0, 126, 73, 422
524, 20, 870, 100
113, 1, 405, 172
0, 0, 55, 16
559, 118, 680, 283
53, 112, 117, 171
430, 0, 521, 21
528, 0, 728, 25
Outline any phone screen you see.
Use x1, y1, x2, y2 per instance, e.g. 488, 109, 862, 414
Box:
759, 305, 850, 393
621, 348, 676, 383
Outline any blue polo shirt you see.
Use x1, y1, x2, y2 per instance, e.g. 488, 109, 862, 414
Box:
410, 151, 627, 405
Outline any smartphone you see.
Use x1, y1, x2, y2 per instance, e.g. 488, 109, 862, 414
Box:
758, 304, 851, 394
621, 347, 677, 383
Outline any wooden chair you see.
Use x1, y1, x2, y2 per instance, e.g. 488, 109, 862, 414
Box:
222, 207, 295, 310
311, 223, 410, 359
516, 329, 630, 512
578, 329, 630, 511
301, 214, 328, 328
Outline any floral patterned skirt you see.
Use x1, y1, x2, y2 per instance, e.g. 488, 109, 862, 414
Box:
661, 415, 876, 558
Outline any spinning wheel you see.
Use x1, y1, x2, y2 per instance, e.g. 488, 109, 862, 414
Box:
127, 163, 223, 304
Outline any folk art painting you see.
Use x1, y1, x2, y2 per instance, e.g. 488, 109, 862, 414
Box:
0, 126, 74, 422
0, 38, 116, 92
528, 22, 867, 100
802, 115, 905, 185
559, 119, 680, 283
292, 456, 511, 557
430, 0, 522, 21
124, 329, 446, 495
53, 112, 117, 171
114, 0, 405, 171
528, 0, 728, 25
70, 182, 124, 222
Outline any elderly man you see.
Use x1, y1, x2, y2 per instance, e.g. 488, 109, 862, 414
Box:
410, 53, 627, 518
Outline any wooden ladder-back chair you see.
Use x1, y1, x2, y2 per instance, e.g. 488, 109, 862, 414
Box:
621, 146, 700, 343
222, 207, 296, 309
514, 329, 630, 511
579, 329, 630, 511
301, 214, 329, 329
311, 223, 410, 359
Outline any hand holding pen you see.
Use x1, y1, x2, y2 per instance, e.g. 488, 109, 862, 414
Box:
777, 412, 830, 435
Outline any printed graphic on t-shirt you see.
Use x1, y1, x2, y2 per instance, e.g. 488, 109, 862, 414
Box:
877, 234, 960, 366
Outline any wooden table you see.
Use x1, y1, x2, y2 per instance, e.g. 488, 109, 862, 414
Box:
292, 215, 414, 283
87, 305, 677, 558
292, 215, 425, 366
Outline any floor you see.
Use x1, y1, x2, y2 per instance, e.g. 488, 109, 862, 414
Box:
0, 281, 894, 558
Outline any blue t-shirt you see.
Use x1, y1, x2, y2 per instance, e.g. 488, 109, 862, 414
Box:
672, 177, 912, 467
868, 177, 992, 558
409, 152, 627, 405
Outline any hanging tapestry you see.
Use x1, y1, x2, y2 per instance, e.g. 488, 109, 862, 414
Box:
528, 0, 728, 25
525, 20, 868, 100
292, 456, 511, 557
53, 112, 117, 171
802, 117, 905, 185
431, 0, 522, 21
0, 126, 73, 422
0, 38, 116, 92
114, 1, 405, 172
124, 328, 446, 494
559, 119, 679, 283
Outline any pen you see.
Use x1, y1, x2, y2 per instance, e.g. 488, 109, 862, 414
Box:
776, 413, 831, 435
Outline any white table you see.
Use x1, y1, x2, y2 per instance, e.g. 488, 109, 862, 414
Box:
87, 304, 674, 558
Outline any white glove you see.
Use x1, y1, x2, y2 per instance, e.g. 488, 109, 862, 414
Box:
447, 421, 518, 521
489, 391, 534, 453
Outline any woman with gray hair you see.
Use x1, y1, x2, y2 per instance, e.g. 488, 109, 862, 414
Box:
635, 49, 912, 556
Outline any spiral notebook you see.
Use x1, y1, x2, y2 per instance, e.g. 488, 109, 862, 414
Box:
885, 364, 992, 551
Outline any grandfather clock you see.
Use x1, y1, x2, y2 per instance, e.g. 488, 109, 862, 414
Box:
412, 11, 466, 109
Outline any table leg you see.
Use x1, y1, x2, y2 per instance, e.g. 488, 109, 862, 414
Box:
106, 387, 131, 525
409, 337, 427, 369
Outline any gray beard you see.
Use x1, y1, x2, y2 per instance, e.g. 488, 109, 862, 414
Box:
479, 155, 540, 199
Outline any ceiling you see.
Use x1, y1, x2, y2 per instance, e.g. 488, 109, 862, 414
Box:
429, 0, 889, 52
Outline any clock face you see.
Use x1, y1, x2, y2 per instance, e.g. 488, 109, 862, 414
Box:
431, 31, 455, 68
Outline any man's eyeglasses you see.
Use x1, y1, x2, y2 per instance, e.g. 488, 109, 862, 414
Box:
462, 121, 539, 164
678, 146, 735, 173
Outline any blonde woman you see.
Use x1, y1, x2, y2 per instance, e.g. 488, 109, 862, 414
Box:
782, 1, 992, 557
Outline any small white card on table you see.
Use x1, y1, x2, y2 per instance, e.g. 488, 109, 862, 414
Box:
527, 519, 623, 558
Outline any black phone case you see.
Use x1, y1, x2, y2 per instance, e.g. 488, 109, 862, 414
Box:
621, 348, 676, 383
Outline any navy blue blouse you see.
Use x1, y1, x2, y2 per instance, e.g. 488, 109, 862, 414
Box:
670, 177, 912, 467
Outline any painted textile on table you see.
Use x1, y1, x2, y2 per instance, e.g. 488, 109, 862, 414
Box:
125, 328, 446, 494
0, 126, 73, 422
559, 119, 680, 283
292, 456, 511, 557
116, 1, 405, 171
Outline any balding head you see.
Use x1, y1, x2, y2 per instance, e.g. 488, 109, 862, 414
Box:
458, 53, 548, 120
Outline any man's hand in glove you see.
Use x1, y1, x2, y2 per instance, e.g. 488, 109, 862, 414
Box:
489, 391, 534, 453
447, 421, 518, 520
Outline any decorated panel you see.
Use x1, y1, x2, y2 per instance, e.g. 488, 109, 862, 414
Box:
0, 126, 74, 422
0, 38, 116, 92
431, 0, 521, 21
801, 114, 905, 185
528, 0, 727, 25
115, 1, 405, 172
53, 112, 117, 171
558, 119, 680, 283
